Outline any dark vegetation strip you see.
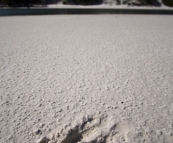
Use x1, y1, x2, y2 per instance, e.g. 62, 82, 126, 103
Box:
0, 0, 173, 7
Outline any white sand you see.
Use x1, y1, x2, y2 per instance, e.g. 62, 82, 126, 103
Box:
47, 3, 172, 9
0, 15, 173, 143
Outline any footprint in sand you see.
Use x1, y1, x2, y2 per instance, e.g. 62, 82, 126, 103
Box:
36, 114, 133, 143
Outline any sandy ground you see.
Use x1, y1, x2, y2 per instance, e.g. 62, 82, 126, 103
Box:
46, 2, 173, 9
0, 15, 173, 143
47, 4, 171, 9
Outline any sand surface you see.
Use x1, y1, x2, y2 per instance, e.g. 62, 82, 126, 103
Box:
0, 15, 173, 143
47, 3, 171, 9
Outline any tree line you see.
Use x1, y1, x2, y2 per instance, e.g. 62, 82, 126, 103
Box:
0, 0, 43, 7
0, 0, 172, 7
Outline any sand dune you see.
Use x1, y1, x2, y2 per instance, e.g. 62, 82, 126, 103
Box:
0, 15, 173, 143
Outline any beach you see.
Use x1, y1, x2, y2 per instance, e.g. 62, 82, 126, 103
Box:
0, 15, 173, 143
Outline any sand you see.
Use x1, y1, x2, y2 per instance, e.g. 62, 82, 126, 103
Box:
47, 3, 172, 9
0, 15, 173, 143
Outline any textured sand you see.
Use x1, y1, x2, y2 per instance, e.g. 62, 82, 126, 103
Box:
0, 15, 173, 143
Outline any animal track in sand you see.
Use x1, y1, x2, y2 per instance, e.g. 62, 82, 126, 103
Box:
36, 114, 132, 143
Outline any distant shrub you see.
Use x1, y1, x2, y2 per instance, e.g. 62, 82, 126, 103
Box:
146, 0, 161, 6
0, 0, 8, 6
0, 0, 42, 7
124, 0, 161, 6
63, 0, 103, 5
163, 0, 173, 7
